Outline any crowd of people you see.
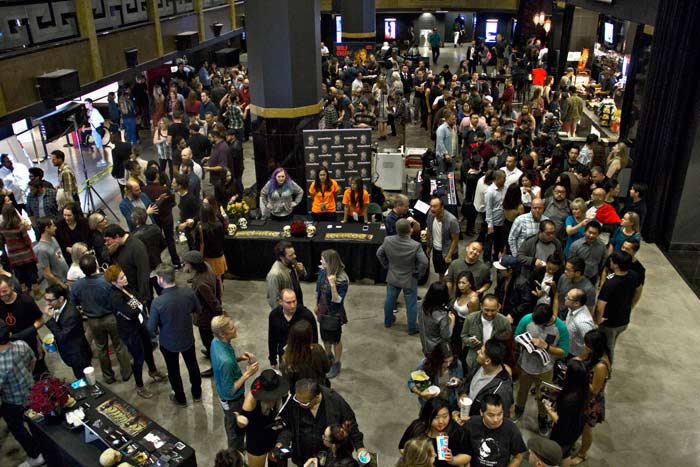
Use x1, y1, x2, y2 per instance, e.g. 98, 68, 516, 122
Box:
0, 35, 649, 467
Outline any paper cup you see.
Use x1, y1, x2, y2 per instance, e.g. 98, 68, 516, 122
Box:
83, 366, 96, 385
358, 451, 371, 464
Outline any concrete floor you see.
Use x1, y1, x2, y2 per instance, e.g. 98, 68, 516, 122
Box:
3, 46, 700, 467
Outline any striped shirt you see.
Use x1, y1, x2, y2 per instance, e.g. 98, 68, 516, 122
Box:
565, 306, 596, 357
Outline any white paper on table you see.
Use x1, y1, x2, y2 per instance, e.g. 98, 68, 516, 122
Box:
413, 199, 430, 214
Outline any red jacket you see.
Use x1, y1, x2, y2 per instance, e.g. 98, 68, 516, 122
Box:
595, 203, 620, 224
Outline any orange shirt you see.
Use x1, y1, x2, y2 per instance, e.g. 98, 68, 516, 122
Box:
342, 188, 369, 217
309, 179, 339, 212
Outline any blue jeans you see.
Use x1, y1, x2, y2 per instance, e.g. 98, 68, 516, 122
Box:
384, 279, 418, 333
123, 116, 138, 144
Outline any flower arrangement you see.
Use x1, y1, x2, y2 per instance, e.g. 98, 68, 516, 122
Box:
290, 221, 307, 237
28, 378, 70, 415
226, 199, 250, 220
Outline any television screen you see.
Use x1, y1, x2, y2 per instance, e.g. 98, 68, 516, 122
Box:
384, 19, 396, 40
485, 20, 498, 43
335, 16, 342, 44
604, 22, 614, 45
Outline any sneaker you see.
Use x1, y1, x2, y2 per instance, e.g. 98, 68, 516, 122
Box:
385, 315, 397, 328
200, 368, 213, 378
538, 415, 549, 436
408, 330, 420, 336
104, 375, 116, 384
327, 361, 341, 379
149, 370, 167, 382
169, 391, 187, 407
17, 454, 45, 467
512, 406, 525, 422
193, 395, 202, 402
122, 370, 133, 382
136, 387, 154, 399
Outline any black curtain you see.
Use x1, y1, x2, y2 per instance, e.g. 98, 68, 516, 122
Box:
556, 5, 575, 79
631, 1, 700, 243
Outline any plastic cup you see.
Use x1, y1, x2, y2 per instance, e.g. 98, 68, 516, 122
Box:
358, 451, 371, 465
42, 334, 57, 353
459, 396, 473, 420
83, 366, 96, 385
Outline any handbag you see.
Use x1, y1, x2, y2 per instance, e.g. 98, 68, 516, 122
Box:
319, 313, 341, 332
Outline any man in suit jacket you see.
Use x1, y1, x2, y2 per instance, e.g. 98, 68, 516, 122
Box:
461, 294, 512, 369
377, 219, 429, 334
42, 284, 92, 379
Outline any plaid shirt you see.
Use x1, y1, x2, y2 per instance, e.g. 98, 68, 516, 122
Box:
508, 212, 549, 255
26, 186, 59, 219
0, 340, 34, 405
224, 103, 244, 130
58, 164, 78, 196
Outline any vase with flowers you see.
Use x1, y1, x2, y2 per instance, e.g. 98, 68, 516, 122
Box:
289, 220, 307, 238
28, 378, 73, 425
226, 199, 250, 221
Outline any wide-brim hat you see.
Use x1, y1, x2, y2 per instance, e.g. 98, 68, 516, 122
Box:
251, 369, 289, 401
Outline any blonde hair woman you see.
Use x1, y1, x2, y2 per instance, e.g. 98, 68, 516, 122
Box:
606, 142, 629, 179
565, 198, 591, 257
396, 436, 436, 467
67, 242, 89, 284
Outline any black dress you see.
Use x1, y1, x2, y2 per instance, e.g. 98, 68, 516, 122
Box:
241, 401, 280, 456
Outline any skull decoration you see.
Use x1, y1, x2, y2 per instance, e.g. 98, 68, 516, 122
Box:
238, 218, 248, 230
420, 229, 428, 243
227, 224, 237, 235
306, 225, 317, 238
282, 225, 291, 237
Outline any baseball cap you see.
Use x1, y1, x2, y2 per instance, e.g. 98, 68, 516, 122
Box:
483, 95, 493, 104
544, 112, 555, 120
493, 255, 518, 270
527, 436, 563, 466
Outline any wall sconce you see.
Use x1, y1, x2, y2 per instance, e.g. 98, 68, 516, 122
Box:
211, 23, 223, 37
544, 19, 552, 34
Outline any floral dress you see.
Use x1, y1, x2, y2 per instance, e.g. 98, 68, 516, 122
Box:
583, 359, 611, 426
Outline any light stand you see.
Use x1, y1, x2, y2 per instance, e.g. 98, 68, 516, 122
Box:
68, 116, 117, 218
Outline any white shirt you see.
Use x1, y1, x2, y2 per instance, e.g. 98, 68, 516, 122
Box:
0, 163, 29, 205
88, 107, 104, 128
504, 167, 523, 189
321, 45, 329, 56
481, 316, 494, 342
521, 185, 541, 207
432, 218, 443, 251
352, 79, 364, 93
474, 176, 490, 213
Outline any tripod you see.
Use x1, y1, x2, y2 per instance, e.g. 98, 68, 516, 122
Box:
69, 116, 118, 218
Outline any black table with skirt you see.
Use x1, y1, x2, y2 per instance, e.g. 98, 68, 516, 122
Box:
223, 220, 387, 282
27, 382, 197, 467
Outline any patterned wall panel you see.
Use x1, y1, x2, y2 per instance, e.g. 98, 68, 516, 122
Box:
203, 0, 228, 7
92, 0, 149, 31
159, 0, 174, 17
0, 1, 79, 52
175, 0, 194, 13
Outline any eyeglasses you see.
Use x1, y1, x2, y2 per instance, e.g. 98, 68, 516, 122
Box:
293, 394, 315, 408
44, 297, 59, 303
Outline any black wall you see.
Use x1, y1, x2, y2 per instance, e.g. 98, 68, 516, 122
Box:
564, 0, 658, 26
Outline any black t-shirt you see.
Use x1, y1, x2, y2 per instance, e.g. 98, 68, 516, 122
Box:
111, 141, 131, 178
462, 417, 527, 467
168, 122, 189, 151
179, 192, 201, 226
629, 260, 646, 286
0, 294, 42, 353
188, 133, 211, 162
399, 422, 465, 467
599, 273, 637, 327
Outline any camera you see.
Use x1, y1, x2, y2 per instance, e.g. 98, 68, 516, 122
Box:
539, 381, 562, 406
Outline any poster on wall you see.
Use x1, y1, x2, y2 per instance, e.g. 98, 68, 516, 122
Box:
303, 128, 372, 212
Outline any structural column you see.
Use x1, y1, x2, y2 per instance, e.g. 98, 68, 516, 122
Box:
75, 0, 103, 80
340, 0, 375, 43
229, 0, 238, 30
146, 0, 164, 57
194, 0, 205, 41
246, 0, 322, 191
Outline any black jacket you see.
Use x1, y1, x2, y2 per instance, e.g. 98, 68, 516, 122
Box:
458, 365, 513, 417
278, 385, 364, 465
132, 224, 165, 270
268, 304, 318, 366
45, 301, 92, 368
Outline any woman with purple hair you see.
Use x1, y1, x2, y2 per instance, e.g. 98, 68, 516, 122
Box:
259, 168, 304, 221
